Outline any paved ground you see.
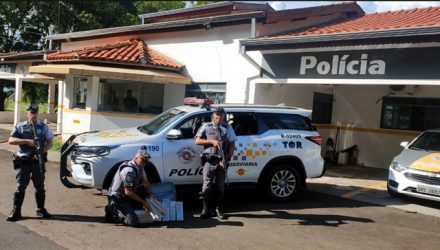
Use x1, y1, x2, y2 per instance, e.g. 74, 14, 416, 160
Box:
1, 125, 440, 249
0, 218, 65, 250
0, 149, 439, 249
0, 125, 438, 217
308, 165, 440, 217
0, 127, 10, 142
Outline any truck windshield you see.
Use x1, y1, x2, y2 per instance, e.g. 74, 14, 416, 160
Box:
138, 108, 186, 135
409, 132, 440, 151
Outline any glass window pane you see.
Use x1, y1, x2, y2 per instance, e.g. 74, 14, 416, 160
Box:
98, 80, 164, 114
73, 77, 87, 109
382, 105, 394, 128
398, 106, 411, 129
381, 97, 440, 131
185, 82, 226, 104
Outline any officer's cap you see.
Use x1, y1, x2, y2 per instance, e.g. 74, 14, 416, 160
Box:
136, 148, 151, 160
213, 106, 225, 115
26, 104, 39, 113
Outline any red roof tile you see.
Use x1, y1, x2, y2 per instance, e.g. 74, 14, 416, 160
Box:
267, 6, 440, 38
46, 40, 183, 69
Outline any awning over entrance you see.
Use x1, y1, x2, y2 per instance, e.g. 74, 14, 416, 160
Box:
29, 64, 191, 85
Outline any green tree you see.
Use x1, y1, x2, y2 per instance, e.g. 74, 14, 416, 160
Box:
193, 1, 217, 7
0, 1, 186, 110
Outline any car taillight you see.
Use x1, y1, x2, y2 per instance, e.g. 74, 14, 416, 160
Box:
306, 136, 322, 145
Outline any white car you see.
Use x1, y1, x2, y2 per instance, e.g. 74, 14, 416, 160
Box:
388, 129, 440, 202
61, 100, 325, 201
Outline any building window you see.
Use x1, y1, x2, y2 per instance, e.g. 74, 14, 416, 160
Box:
73, 77, 87, 109
99, 79, 164, 114
381, 97, 440, 131
185, 82, 226, 104
312, 92, 333, 124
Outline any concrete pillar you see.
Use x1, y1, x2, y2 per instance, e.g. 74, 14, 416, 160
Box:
64, 75, 74, 109
56, 80, 64, 135
47, 81, 56, 114
87, 76, 100, 111
14, 77, 22, 125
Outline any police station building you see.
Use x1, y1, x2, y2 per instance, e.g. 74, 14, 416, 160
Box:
240, 6, 440, 168
26, 1, 440, 168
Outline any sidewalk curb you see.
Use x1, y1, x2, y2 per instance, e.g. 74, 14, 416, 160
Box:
0, 142, 60, 163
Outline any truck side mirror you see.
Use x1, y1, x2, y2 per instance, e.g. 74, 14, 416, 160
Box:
400, 141, 409, 148
166, 129, 182, 140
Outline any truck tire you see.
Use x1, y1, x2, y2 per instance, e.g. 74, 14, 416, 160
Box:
264, 164, 300, 201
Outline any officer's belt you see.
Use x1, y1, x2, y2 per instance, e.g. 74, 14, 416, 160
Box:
18, 155, 39, 161
201, 153, 223, 161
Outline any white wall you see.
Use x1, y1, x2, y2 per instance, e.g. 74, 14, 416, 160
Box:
89, 113, 154, 131
60, 24, 260, 105
252, 82, 440, 168
62, 111, 92, 136
164, 83, 185, 110
253, 83, 332, 108
329, 84, 440, 168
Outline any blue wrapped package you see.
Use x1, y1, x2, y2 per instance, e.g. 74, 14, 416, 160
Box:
169, 201, 176, 221
151, 182, 176, 202
175, 201, 184, 221
162, 199, 170, 222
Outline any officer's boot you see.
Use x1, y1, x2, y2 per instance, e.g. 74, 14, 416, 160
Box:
104, 205, 114, 223
215, 193, 226, 220
200, 198, 210, 219
35, 192, 52, 218
7, 192, 25, 222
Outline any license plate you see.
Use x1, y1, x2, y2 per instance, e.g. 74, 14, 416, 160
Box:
417, 185, 440, 196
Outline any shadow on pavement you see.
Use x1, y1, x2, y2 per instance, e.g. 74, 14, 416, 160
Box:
232, 211, 374, 227
165, 188, 376, 228
33, 214, 106, 224
324, 164, 389, 182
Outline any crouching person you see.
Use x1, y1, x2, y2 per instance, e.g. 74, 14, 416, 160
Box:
105, 148, 152, 227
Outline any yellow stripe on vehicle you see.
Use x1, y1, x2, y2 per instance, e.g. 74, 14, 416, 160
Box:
409, 153, 440, 173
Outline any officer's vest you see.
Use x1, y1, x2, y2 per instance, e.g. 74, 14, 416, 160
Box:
203, 122, 228, 156
17, 120, 47, 158
108, 160, 143, 197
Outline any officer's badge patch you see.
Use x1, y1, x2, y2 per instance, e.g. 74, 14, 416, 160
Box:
236, 168, 248, 176
177, 146, 196, 164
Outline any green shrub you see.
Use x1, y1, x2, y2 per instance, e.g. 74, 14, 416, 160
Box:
51, 137, 62, 152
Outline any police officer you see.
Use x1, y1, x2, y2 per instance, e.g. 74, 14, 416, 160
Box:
195, 107, 236, 219
7, 104, 53, 221
105, 148, 152, 227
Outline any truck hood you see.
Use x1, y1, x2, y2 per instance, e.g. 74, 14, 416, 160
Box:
394, 149, 440, 173
75, 127, 147, 146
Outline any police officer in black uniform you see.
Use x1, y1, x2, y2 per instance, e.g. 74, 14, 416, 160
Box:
195, 107, 236, 219
105, 148, 152, 227
7, 104, 53, 221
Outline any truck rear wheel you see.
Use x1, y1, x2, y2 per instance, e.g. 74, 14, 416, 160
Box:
264, 165, 300, 201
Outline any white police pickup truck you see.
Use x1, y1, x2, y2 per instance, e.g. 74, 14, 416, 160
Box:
60, 99, 325, 201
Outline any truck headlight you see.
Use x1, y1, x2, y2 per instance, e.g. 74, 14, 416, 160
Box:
74, 146, 110, 157
391, 162, 407, 172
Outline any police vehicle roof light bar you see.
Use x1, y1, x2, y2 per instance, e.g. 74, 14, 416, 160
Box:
183, 97, 214, 110
183, 97, 214, 106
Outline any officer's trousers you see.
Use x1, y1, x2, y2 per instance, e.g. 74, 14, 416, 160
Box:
107, 185, 149, 227
201, 159, 226, 197
15, 159, 45, 196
